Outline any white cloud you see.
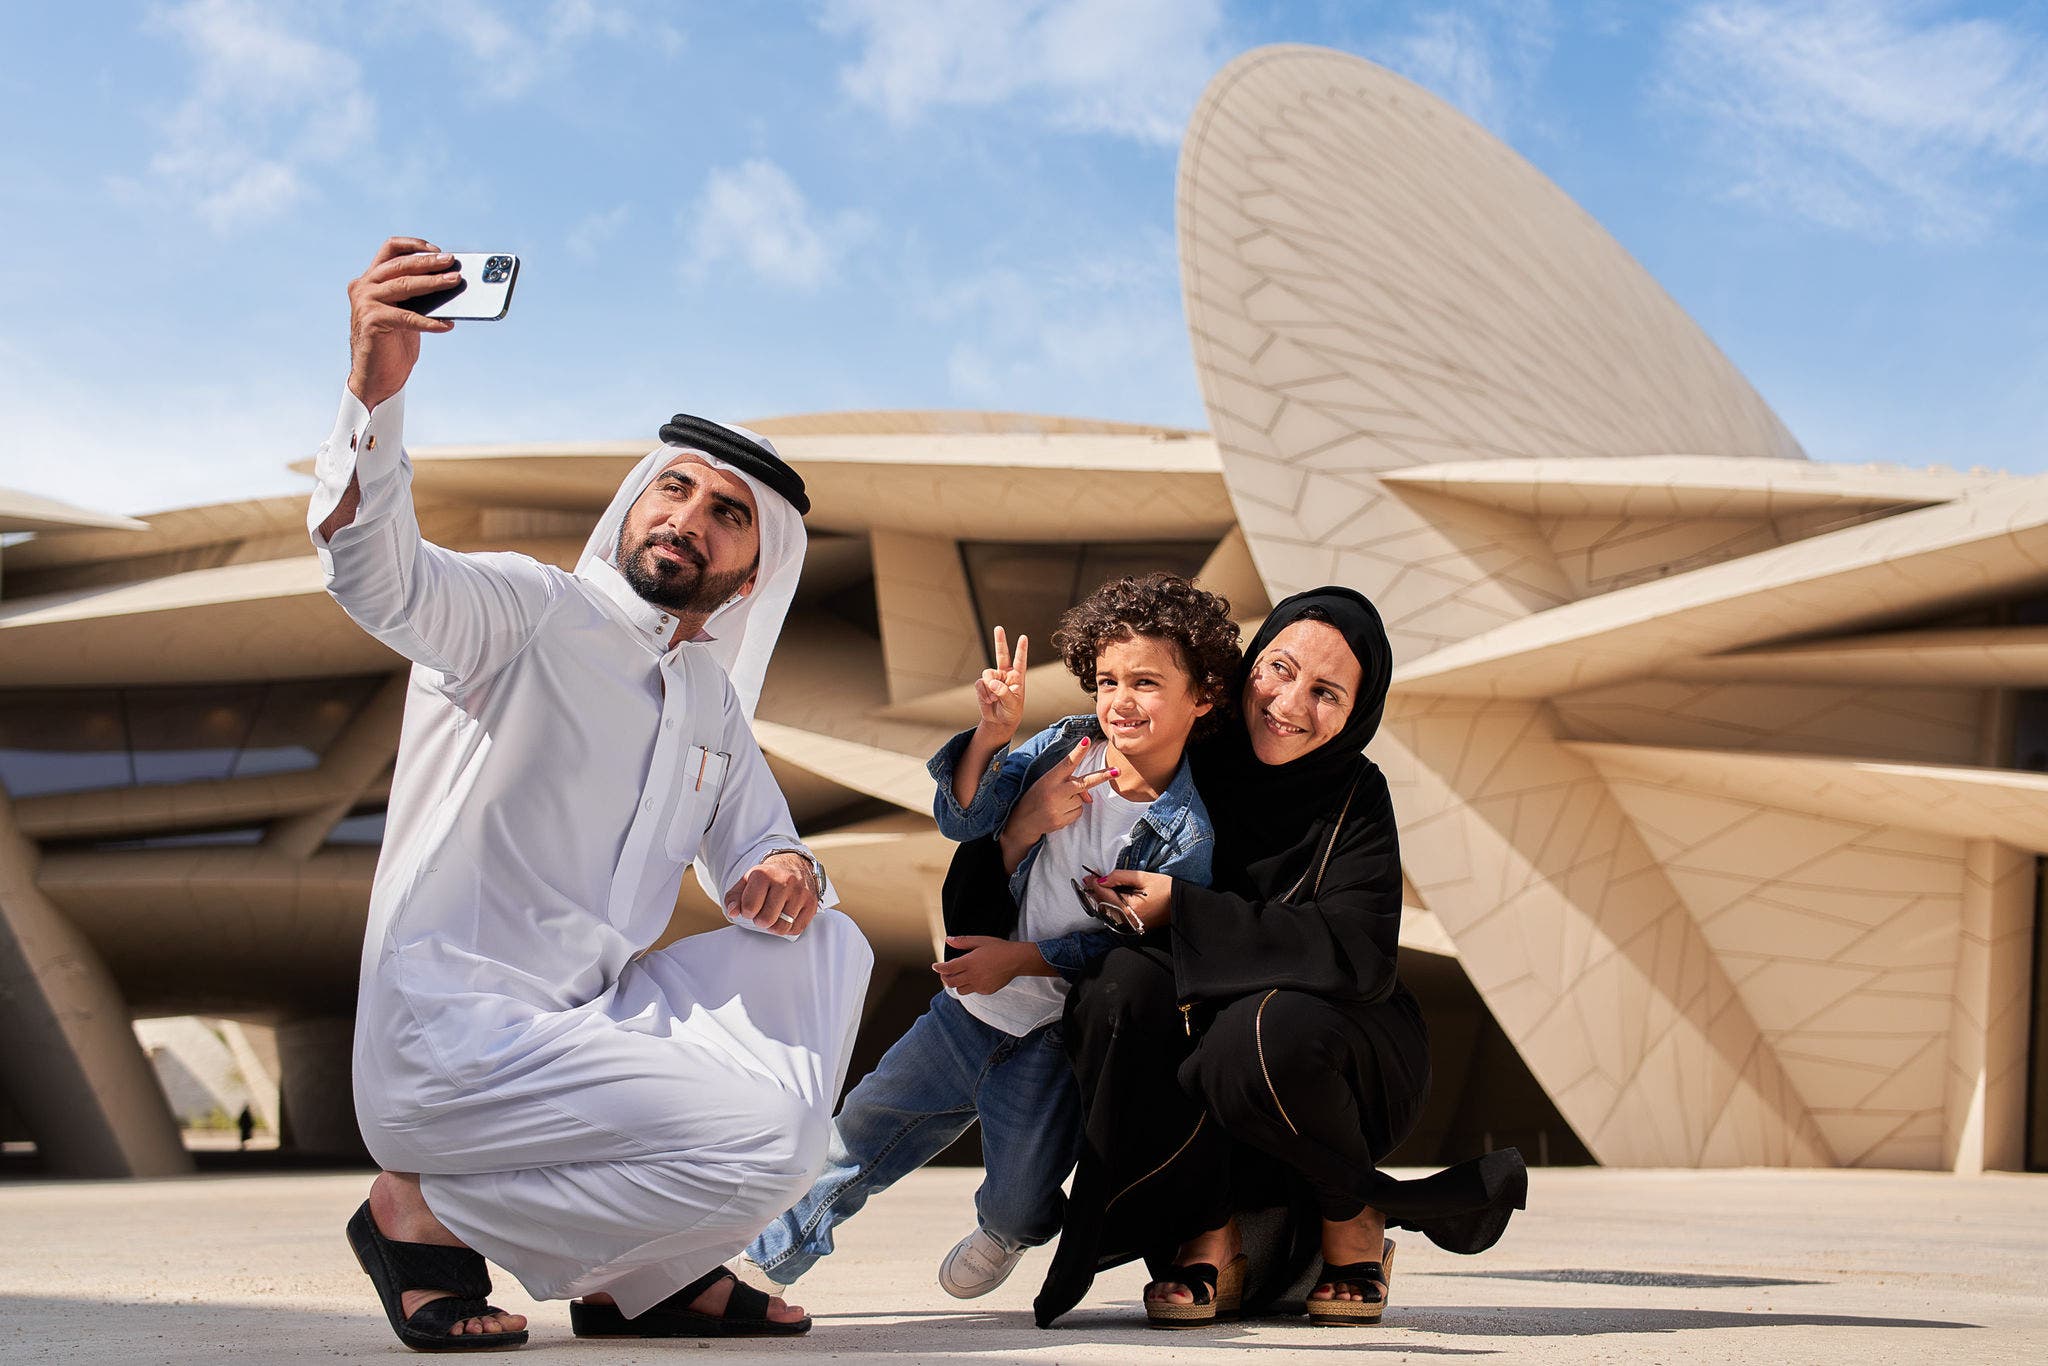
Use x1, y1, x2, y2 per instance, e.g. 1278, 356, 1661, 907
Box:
412, 0, 682, 102
820, 0, 1228, 144
920, 232, 1195, 418
567, 203, 632, 260
681, 160, 872, 291
1664, 1, 2048, 241
1383, 3, 1556, 136
137, 0, 375, 231
0, 332, 325, 516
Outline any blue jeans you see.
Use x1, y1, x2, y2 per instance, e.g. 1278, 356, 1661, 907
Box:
746, 990, 1082, 1282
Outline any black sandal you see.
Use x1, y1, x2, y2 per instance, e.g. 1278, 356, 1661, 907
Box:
569, 1266, 811, 1338
1143, 1253, 1246, 1329
1307, 1238, 1396, 1326
346, 1200, 529, 1352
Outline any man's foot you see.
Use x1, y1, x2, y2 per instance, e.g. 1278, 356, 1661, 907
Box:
938, 1227, 1025, 1299
570, 1267, 811, 1338
1144, 1220, 1241, 1308
369, 1171, 528, 1338
579, 1275, 807, 1327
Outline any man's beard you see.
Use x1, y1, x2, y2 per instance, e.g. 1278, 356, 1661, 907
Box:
619, 530, 756, 615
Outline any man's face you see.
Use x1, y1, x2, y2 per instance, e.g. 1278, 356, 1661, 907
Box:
616, 454, 761, 617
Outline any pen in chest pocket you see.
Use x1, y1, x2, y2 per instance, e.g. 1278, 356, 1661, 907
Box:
686, 746, 732, 823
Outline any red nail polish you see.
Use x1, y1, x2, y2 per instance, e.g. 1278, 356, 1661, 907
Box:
1109, 768, 1121, 776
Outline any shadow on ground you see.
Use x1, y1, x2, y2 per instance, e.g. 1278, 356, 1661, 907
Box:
0, 1294, 1981, 1362
1421, 1268, 1823, 1289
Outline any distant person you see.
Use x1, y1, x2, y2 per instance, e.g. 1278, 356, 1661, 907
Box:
746, 575, 1238, 1300
1012, 588, 1529, 1328
236, 1104, 254, 1151
315, 238, 872, 1351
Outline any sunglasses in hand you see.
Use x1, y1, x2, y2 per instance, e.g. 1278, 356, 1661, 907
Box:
1072, 865, 1143, 936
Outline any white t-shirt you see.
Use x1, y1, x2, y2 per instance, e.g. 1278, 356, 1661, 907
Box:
953, 743, 1149, 1037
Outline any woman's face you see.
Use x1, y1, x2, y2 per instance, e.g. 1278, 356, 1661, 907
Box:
1241, 619, 1362, 765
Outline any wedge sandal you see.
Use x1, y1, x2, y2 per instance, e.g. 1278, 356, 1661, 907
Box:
1143, 1252, 1246, 1329
1307, 1238, 1396, 1326
345, 1200, 529, 1353
569, 1266, 810, 1338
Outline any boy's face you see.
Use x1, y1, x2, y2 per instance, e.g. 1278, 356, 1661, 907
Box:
1091, 633, 1212, 764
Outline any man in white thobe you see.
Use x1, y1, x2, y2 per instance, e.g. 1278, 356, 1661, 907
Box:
315, 238, 872, 1350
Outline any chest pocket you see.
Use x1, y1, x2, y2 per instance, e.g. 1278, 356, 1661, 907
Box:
658, 649, 734, 867
664, 742, 730, 864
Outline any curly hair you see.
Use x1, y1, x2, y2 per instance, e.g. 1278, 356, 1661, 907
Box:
1053, 573, 1241, 738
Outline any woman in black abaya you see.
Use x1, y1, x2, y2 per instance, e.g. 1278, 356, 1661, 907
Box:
1011, 587, 1527, 1328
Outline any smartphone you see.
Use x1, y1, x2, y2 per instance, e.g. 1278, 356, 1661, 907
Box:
403, 253, 519, 321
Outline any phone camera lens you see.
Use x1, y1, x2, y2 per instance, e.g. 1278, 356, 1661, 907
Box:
482, 256, 511, 283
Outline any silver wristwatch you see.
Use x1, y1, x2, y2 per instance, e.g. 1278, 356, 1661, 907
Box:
769, 847, 827, 901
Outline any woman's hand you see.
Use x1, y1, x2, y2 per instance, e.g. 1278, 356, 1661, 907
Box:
996, 738, 1119, 871
1091, 869, 1175, 930
932, 937, 1050, 994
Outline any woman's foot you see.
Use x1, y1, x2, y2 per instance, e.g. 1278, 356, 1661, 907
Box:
368, 1171, 528, 1339
1309, 1206, 1388, 1308
578, 1276, 807, 1326
1144, 1220, 1242, 1308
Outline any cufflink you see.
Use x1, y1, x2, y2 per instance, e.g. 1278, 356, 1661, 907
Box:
349, 431, 358, 450
366, 434, 378, 450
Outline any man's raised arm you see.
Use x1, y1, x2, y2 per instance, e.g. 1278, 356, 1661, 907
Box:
309, 238, 560, 689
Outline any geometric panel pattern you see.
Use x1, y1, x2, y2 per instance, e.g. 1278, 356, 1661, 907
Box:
1178, 46, 1803, 662
1381, 696, 1832, 1167
1592, 776, 1963, 1168
1375, 454, 1981, 519
1180, 44, 2042, 1169
0, 413, 1255, 1174
1391, 488, 2048, 699
5, 41, 2043, 1177
1553, 679, 1985, 768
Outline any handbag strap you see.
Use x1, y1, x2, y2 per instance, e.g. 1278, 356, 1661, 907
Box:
1279, 771, 1363, 904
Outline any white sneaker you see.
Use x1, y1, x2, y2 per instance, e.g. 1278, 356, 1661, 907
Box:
938, 1227, 1025, 1299
735, 1255, 795, 1291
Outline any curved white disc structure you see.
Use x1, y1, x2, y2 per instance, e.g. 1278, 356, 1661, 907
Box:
1180, 45, 2045, 1170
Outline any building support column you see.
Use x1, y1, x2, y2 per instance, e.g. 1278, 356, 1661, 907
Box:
264, 671, 408, 860
276, 1016, 369, 1160
0, 786, 190, 1177
1945, 839, 2036, 1172
870, 530, 985, 705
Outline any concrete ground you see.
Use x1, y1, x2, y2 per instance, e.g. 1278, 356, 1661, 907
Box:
2, 1165, 2043, 1364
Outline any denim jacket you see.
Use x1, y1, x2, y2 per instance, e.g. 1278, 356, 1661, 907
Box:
926, 714, 1216, 980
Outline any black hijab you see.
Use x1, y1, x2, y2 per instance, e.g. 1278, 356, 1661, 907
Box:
1192, 586, 1394, 891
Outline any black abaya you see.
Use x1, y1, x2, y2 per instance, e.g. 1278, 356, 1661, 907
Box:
1028, 588, 1528, 1326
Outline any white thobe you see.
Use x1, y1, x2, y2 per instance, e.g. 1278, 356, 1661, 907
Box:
309, 387, 873, 1316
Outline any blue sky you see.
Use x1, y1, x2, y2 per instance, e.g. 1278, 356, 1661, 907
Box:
1, 1, 2045, 516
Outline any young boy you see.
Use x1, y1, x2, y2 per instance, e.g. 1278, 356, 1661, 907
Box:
745, 573, 1241, 1297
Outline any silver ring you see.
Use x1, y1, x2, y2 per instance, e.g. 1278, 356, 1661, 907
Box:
777, 912, 797, 925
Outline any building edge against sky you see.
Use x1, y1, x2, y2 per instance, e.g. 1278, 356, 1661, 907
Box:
2, 44, 2045, 1177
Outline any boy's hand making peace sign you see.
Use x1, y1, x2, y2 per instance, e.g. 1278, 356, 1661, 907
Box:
974, 626, 1029, 742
